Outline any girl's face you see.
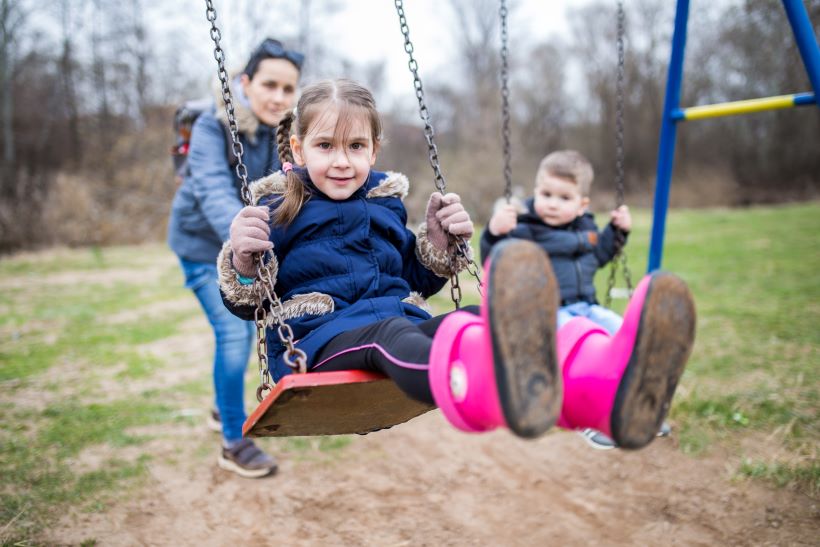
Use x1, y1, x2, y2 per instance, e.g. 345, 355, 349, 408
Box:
241, 58, 300, 126
291, 106, 378, 200
533, 172, 589, 226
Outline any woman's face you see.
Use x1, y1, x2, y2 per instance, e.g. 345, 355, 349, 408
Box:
241, 58, 300, 126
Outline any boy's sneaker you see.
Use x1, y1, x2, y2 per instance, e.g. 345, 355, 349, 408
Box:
579, 422, 671, 450
218, 439, 278, 478
206, 408, 222, 433
579, 428, 616, 450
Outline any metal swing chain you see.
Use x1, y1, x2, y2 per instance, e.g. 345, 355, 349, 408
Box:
605, 0, 634, 308
394, 0, 483, 307
204, 0, 306, 401
499, 0, 513, 203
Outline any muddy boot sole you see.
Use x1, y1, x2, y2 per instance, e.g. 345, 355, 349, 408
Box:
610, 273, 696, 449
487, 239, 562, 438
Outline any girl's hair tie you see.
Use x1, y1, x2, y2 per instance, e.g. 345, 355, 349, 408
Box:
282, 162, 293, 173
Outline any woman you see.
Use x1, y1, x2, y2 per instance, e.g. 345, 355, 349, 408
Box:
167, 38, 303, 479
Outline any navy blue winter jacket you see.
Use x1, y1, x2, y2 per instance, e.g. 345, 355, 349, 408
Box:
218, 169, 466, 381
168, 100, 281, 264
480, 198, 627, 305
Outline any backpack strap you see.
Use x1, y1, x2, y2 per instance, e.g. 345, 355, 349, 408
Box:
220, 122, 239, 168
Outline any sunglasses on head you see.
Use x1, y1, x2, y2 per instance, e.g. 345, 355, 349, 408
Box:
253, 39, 305, 69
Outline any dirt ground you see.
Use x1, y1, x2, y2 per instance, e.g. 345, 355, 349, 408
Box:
12, 252, 813, 546
51, 411, 818, 546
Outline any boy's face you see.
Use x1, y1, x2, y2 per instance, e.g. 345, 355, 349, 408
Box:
533, 172, 589, 226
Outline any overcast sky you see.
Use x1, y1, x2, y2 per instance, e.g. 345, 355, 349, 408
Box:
154, 0, 582, 105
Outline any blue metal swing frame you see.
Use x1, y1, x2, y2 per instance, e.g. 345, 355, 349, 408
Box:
648, 0, 820, 272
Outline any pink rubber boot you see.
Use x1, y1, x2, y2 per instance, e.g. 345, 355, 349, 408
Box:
429, 239, 562, 438
556, 272, 696, 449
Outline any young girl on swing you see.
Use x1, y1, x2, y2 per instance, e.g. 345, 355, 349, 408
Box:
218, 78, 696, 447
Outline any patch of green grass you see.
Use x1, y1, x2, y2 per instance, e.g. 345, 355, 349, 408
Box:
434, 203, 819, 494
738, 458, 820, 496
0, 399, 172, 541
1, 204, 818, 542
0, 243, 174, 277
0, 309, 191, 382
38, 400, 172, 456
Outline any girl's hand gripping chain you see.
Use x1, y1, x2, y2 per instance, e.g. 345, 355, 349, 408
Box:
425, 192, 475, 251
230, 206, 274, 277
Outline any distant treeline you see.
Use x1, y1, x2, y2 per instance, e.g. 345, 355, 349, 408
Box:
1, 0, 818, 252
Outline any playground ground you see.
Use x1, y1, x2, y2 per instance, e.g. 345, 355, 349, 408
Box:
1, 203, 818, 545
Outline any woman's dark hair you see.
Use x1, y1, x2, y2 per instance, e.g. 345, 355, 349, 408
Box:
274, 79, 382, 226
243, 38, 305, 79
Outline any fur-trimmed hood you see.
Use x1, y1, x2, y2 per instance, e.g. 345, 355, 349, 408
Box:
212, 72, 261, 142
248, 170, 410, 205
217, 168, 466, 382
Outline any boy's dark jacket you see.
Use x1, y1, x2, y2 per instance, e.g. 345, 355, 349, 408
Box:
480, 198, 627, 306
218, 169, 467, 381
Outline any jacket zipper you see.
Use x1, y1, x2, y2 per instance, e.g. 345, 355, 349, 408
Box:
574, 259, 582, 300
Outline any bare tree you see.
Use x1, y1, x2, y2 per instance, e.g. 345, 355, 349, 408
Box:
0, 0, 26, 170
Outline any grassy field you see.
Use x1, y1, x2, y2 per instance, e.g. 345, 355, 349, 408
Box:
1, 202, 818, 542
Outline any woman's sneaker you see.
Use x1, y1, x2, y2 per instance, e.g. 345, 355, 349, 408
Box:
218, 439, 278, 478
207, 408, 222, 433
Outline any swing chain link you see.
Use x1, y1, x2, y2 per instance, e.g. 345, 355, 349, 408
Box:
205, 0, 306, 397
614, 0, 626, 210
394, 0, 483, 304
499, 0, 513, 203
205, 0, 250, 201
605, 0, 634, 308
394, 0, 447, 196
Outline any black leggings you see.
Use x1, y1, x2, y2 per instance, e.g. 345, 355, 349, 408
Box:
312, 305, 481, 405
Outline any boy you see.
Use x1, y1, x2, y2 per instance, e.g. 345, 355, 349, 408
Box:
480, 150, 658, 450
480, 150, 630, 334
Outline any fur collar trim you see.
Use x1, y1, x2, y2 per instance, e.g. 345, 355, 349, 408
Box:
213, 73, 260, 144
366, 171, 409, 200
250, 170, 409, 205
250, 172, 287, 204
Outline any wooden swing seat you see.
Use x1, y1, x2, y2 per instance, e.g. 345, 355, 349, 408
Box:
242, 370, 435, 437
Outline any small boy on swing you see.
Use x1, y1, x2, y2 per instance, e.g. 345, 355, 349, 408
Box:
481, 150, 676, 448
221, 80, 695, 450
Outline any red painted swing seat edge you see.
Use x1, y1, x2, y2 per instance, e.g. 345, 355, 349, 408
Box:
242, 370, 435, 438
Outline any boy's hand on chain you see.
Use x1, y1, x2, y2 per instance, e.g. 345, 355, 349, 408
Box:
488, 204, 518, 236
230, 206, 273, 277
611, 205, 632, 233
426, 192, 474, 251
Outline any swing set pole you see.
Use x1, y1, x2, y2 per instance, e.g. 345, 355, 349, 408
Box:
649, 0, 820, 272
648, 0, 689, 273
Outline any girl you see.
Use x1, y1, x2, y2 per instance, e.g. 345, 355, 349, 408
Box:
219, 79, 696, 447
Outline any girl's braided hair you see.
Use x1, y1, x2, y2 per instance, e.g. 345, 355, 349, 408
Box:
273, 109, 308, 225
272, 79, 382, 226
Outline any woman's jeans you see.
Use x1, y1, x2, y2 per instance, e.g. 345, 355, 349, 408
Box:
179, 258, 254, 442
557, 301, 623, 335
